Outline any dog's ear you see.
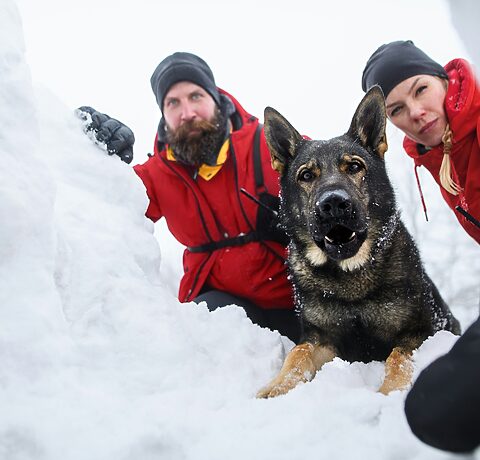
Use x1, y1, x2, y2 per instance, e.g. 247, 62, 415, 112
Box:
347, 86, 388, 158
264, 107, 303, 175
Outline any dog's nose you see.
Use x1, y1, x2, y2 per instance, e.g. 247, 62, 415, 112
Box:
316, 190, 353, 219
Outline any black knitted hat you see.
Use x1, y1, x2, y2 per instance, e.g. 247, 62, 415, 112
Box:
150, 52, 221, 112
362, 40, 448, 97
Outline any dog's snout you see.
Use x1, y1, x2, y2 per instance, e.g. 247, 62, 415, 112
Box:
316, 190, 352, 219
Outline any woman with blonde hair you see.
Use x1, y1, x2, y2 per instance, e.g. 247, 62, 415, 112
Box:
362, 40, 480, 244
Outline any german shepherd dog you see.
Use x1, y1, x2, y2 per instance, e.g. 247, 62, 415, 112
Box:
257, 87, 460, 398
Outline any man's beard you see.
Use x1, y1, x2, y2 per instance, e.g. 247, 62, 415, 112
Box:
166, 110, 226, 167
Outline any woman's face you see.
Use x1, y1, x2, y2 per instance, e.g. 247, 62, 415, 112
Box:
385, 75, 448, 147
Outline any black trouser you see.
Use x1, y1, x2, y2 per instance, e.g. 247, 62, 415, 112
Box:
194, 290, 301, 343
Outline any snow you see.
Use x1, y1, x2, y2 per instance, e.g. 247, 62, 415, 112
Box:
1, 0, 479, 459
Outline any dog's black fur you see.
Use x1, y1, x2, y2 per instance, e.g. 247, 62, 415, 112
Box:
257, 87, 460, 397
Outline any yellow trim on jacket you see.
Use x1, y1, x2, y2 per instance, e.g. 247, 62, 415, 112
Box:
166, 139, 230, 181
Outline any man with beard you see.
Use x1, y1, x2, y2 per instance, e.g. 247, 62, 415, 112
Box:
77, 52, 300, 343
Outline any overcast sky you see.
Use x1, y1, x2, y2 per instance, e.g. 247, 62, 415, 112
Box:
15, 0, 468, 163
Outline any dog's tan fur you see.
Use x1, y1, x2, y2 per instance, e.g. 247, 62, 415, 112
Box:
257, 343, 414, 398
257, 343, 336, 398
378, 347, 414, 394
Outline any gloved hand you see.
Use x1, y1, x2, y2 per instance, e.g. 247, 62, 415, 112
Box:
75, 106, 135, 164
256, 193, 290, 246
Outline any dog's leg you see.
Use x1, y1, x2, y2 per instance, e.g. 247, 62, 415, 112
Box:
256, 343, 336, 398
379, 347, 414, 395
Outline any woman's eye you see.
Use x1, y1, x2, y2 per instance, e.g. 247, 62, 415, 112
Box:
390, 106, 401, 117
416, 85, 427, 96
298, 169, 314, 182
347, 162, 363, 174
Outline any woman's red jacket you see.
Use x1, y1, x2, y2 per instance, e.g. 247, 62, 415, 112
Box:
404, 59, 480, 244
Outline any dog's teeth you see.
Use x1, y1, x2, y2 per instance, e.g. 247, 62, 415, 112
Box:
325, 232, 356, 244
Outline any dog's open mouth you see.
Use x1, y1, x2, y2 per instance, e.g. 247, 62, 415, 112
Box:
324, 225, 356, 246
313, 224, 367, 260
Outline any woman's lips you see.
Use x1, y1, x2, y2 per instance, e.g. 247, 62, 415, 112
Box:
419, 118, 437, 135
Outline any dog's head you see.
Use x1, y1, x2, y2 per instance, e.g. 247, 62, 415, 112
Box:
264, 86, 396, 271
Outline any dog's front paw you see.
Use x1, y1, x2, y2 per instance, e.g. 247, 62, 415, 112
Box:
378, 378, 410, 395
378, 347, 414, 395
256, 368, 312, 399
256, 381, 286, 399
257, 343, 320, 399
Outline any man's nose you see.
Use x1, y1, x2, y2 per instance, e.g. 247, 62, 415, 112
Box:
180, 103, 196, 122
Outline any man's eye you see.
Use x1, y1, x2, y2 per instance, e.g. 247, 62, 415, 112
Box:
166, 99, 178, 107
191, 93, 202, 101
347, 161, 363, 174
298, 169, 314, 182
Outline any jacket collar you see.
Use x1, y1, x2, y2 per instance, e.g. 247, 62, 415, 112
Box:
155, 92, 236, 179
165, 138, 230, 181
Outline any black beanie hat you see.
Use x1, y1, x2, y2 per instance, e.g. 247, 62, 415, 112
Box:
361, 40, 448, 97
150, 52, 221, 112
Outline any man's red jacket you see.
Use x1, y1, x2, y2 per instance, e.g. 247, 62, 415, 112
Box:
404, 59, 480, 244
134, 90, 294, 309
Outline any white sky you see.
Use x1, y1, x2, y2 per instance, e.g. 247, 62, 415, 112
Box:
15, 0, 468, 164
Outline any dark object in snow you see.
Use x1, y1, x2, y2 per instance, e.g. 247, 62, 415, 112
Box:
194, 290, 300, 344
75, 106, 135, 164
405, 315, 480, 453
257, 86, 460, 399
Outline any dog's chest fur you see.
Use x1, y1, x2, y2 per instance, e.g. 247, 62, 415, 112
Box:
290, 225, 432, 362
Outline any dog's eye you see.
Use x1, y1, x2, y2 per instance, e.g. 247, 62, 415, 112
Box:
298, 169, 315, 182
346, 161, 363, 174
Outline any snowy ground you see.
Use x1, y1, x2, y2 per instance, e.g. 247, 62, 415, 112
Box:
1, 1, 479, 459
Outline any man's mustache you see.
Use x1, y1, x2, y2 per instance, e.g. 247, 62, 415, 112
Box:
170, 119, 217, 143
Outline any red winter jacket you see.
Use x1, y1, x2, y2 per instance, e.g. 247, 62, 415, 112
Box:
133, 90, 294, 309
403, 59, 480, 244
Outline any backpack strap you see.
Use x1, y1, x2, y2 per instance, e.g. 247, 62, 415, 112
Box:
187, 232, 259, 253
253, 123, 267, 195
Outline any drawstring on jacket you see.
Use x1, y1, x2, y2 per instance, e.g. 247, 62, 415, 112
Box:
414, 165, 429, 221
414, 123, 470, 223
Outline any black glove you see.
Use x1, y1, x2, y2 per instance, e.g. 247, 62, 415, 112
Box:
256, 193, 290, 246
75, 106, 135, 164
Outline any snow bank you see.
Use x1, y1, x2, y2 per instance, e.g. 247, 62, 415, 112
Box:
1, 1, 477, 459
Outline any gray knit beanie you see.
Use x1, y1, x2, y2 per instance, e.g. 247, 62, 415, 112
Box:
362, 40, 448, 97
150, 52, 221, 112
